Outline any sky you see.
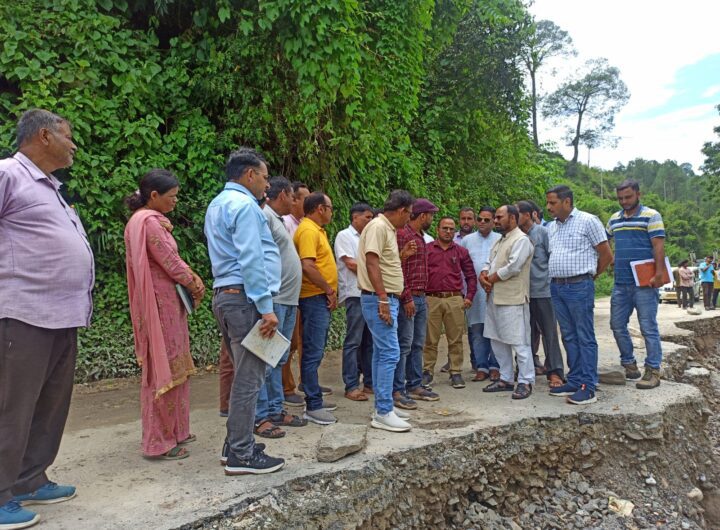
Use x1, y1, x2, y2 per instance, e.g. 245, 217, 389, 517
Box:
529, 0, 720, 173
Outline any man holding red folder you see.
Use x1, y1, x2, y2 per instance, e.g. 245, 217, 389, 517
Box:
606, 179, 666, 390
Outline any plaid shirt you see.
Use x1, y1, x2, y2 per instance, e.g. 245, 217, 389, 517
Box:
397, 224, 428, 303
547, 208, 608, 278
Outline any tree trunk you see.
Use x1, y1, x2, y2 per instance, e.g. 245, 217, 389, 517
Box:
531, 70, 538, 146
571, 111, 583, 164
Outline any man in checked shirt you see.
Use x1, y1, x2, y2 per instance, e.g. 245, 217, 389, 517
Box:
393, 199, 442, 410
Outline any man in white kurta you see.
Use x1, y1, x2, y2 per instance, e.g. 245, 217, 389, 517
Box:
480, 205, 535, 399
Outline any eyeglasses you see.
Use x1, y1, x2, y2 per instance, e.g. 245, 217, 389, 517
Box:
323, 204, 334, 210
477, 218, 493, 223
439, 227, 455, 231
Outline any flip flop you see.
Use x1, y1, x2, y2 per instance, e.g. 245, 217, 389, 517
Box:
144, 446, 189, 460
178, 434, 197, 445
548, 374, 564, 389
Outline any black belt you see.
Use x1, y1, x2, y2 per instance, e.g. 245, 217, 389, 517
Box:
361, 289, 399, 299
551, 273, 593, 284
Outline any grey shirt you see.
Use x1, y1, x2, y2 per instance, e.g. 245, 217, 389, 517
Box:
526, 223, 551, 298
264, 205, 302, 306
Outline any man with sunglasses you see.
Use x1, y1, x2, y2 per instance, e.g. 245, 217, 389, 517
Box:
423, 217, 477, 389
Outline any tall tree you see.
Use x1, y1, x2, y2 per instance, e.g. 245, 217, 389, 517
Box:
520, 19, 575, 146
543, 58, 629, 165
702, 105, 720, 178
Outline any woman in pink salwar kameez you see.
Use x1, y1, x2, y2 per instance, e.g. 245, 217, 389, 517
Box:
124, 169, 205, 459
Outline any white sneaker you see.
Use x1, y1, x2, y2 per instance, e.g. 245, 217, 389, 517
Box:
393, 407, 411, 419
371, 411, 411, 432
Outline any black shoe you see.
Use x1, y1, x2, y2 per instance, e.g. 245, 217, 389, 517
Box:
221, 440, 265, 465
421, 371, 434, 389
450, 374, 466, 389
225, 449, 285, 475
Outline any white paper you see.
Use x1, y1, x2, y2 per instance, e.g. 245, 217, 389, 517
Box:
240, 320, 290, 368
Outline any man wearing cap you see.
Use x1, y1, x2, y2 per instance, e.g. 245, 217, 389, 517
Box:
393, 199, 441, 410
422, 217, 477, 389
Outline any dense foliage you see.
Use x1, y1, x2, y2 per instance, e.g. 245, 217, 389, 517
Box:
0, 0, 557, 381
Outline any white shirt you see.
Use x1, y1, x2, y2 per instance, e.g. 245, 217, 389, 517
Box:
334, 225, 361, 303
547, 208, 607, 278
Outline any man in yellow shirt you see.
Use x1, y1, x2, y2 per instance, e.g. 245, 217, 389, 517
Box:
294, 192, 339, 425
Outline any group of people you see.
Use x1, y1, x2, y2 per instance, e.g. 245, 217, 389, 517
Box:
0, 109, 668, 529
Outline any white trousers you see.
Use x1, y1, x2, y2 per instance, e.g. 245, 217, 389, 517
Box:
490, 339, 535, 385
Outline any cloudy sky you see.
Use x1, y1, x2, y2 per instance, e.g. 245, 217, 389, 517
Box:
529, 0, 720, 173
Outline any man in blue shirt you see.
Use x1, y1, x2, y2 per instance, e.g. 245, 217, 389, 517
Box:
606, 179, 666, 390
699, 256, 715, 311
205, 147, 284, 476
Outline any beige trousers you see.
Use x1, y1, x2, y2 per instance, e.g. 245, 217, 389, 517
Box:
423, 295, 466, 375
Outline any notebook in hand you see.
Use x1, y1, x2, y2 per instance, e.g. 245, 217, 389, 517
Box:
629, 257, 672, 287
240, 320, 291, 368
175, 284, 195, 315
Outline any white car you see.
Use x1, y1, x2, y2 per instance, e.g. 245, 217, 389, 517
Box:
659, 266, 700, 303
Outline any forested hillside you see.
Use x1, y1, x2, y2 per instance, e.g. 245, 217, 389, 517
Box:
1, 0, 718, 381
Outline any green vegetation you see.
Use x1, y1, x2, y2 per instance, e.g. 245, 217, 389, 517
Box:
0, 0, 716, 380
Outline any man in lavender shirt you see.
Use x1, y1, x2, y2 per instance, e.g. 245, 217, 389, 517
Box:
0, 109, 94, 529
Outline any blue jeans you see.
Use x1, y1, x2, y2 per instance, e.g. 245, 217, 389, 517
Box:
298, 295, 331, 411
361, 293, 400, 415
551, 279, 598, 391
395, 295, 427, 393
341, 297, 373, 392
468, 322, 498, 373
255, 303, 297, 420
610, 284, 662, 369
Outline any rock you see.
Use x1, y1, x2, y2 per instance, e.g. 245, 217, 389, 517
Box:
687, 307, 702, 315
577, 481, 589, 494
599, 368, 627, 385
645, 475, 657, 486
316, 424, 367, 462
687, 487, 704, 502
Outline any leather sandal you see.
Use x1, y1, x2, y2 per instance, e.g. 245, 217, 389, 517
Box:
512, 383, 533, 400
548, 373, 564, 388
268, 411, 308, 427
483, 380, 515, 393
254, 419, 286, 439
472, 371, 489, 382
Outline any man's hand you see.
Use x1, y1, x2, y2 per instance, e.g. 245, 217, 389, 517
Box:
479, 271, 493, 293
259, 312, 279, 338
649, 273, 664, 288
378, 299, 393, 325
400, 240, 417, 260
326, 290, 338, 310
463, 298, 473, 309
402, 299, 416, 318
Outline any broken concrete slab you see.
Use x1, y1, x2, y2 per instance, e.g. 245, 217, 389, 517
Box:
316, 423, 367, 462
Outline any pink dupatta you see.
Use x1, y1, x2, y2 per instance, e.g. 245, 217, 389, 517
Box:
125, 209, 185, 398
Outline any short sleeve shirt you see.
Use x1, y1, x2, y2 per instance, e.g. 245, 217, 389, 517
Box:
357, 214, 404, 295
606, 204, 665, 285
334, 225, 361, 303
294, 217, 338, 298
547, 208, 608, 278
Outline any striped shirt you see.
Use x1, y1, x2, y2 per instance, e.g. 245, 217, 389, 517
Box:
547, 208, 607, 279
606, 204, 665, 285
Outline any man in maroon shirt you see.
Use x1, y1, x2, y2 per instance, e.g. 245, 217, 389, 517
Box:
394, 199, 441, 409
422, 217, 477, 389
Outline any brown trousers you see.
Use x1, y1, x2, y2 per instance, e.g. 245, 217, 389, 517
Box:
218, 340, 234, 414
423, 296, 466, 375
282, 311, 303, 394
0, 319, 77, 505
